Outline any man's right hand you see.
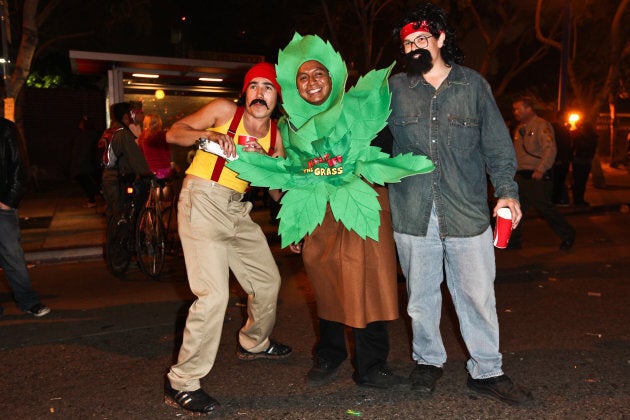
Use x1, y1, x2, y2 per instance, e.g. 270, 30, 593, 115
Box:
289, 243, 302, 254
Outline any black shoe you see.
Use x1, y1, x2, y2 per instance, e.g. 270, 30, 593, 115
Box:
560, 238, 574, 250
27, 303, 51, 317
164, 380, 221, 416
410, 364, 443, 394
353, 366, 406, 389
467, 374, 533, 406
237, 340, 292, 360
307, 357, 339, 386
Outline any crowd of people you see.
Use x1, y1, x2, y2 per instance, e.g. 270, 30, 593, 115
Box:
4, 0, 613, 416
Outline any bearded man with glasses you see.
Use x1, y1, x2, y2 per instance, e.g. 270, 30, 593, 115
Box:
387, 1, 533, 406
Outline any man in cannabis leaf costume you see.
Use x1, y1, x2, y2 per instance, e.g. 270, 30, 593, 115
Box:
228, 33, 433, 388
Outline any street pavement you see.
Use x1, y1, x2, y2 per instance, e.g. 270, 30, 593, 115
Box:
1, 162, 629, 418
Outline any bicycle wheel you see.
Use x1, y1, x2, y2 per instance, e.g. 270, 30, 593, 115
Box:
105, 213, 132, 277
136, 206, 165, 278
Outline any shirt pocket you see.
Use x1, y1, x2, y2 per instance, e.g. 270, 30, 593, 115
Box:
447, 115, 479, 151
390, 116, 421, 151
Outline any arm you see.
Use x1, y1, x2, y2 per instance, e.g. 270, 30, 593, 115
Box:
478, 81, 519, 202
166, 98, 238, 158
532, 120, 557, 180
263, 126, 285, 202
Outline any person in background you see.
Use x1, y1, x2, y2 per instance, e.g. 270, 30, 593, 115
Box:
570, 120, 598, 206
138, 113, 173, 179
550, 113, 572, 206
100, 102, 153, 218
0, 117, 51, 318
511, 97, 575, 250
128, 101, 144, 139
387, 2, 532, 406
71, 116, 100, 208
163, 62, 291, 416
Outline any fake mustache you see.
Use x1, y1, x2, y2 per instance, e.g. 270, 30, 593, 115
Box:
249, 99, 269, 109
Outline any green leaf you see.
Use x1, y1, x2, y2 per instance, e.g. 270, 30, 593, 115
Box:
277, 184, 328, 247
357, 152, 435, 185
227, 148, 292, 190
329, 177, 381, 240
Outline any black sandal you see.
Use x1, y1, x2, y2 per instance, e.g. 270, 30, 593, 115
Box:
164, 381, 221, 416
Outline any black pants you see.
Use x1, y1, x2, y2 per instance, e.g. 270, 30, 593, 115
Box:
512, 175, 575, 245
552, 162, 570, 204
315, 318, 389, 377
572, 163, 592, 204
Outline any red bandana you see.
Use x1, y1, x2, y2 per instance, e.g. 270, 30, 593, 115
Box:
400, 20, 432, 41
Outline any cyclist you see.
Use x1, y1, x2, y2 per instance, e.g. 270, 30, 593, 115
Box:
101, 102, 153, 218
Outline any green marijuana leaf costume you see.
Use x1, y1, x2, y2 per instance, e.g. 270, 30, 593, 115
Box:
228, 33, 434, 248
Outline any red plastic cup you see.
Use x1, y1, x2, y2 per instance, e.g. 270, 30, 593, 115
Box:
237, 134, 257, 145
493, 207, 513, 249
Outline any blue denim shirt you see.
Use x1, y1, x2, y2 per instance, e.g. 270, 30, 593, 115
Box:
387, 64, 518, 237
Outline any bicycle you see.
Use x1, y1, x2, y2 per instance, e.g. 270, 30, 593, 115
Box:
106, 175, 179, 279
136, 177, 181, 278
105, 176, 146, 277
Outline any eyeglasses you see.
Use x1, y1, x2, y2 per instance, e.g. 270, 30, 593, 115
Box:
402, 34, 433, 50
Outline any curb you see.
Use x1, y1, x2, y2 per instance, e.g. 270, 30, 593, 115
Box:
25, 246, 103, 265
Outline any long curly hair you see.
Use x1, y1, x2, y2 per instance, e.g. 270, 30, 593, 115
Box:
392, 1, 465, 66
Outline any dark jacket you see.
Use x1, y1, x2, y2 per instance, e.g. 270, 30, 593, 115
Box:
0, 118, 27, 209
388, 64, 518, 237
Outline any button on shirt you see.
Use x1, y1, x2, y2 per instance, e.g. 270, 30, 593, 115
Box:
387, 64, 518, 237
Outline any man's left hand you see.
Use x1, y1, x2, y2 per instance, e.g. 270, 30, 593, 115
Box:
494, 198, 522, 229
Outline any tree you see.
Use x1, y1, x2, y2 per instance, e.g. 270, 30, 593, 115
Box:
535, 0, 630, 160
3, 0, 151, 169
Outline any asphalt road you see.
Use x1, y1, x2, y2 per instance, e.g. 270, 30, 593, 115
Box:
1, 210, 629, 418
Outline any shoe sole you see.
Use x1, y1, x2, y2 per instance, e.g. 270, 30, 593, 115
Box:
164, 395, 220, 417
307, 370, 338, 387
467, 384, 533, 406
411, 383, 436, 394
237, 351, 292, 361
29, 308, 51, 317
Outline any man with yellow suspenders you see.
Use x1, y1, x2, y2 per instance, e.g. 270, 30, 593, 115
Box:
163, 63, 291, 416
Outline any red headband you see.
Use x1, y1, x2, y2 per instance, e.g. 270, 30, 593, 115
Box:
400, 20, 432, 41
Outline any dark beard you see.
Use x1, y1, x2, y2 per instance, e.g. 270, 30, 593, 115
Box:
405, 49, 433, 76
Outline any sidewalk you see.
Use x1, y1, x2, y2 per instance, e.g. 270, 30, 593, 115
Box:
17, 162, 630, 265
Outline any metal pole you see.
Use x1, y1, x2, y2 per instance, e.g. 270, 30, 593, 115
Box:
557, 0, 570, 112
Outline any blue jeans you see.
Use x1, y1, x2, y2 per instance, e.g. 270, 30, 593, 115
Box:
0, 208, 40, 315
394, 205, 504, 379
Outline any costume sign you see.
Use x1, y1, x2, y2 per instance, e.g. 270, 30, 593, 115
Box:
228, 33, 434, 247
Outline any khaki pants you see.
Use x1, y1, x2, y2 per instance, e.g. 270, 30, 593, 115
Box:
167, 177, 281, 391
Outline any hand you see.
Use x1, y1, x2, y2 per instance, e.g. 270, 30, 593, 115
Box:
493, 198, 522, 229
531, 169, 544, 180
215, 134, 237, 159
242, 139, 265, 155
